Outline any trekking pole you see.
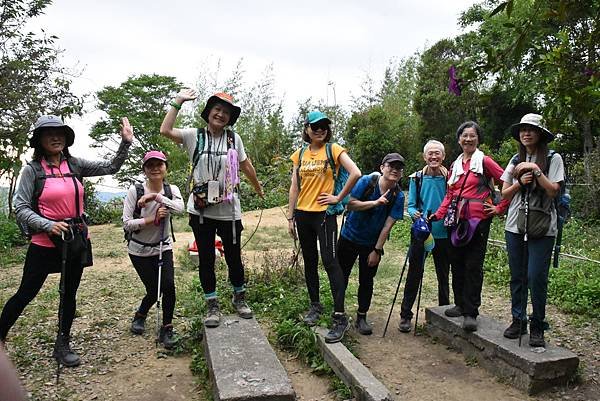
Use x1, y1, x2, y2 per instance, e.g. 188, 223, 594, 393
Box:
56, 227, 73, 384
413, 251, 429, 337
519, 187, 530, 347
382, 245, 411, 338
155, 215, 166, 346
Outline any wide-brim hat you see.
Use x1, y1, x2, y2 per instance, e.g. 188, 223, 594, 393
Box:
142, 150, 168, 168
451, 218, 481, 247
29, 115, 75, 148
200, 92, 241, 127
510, 113, 554, 143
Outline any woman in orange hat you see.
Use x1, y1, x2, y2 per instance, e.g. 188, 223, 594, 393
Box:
160, 89, 263, 328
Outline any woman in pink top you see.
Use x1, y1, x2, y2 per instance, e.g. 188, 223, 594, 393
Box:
0, 115, 133, 367
431, 121, 507, 331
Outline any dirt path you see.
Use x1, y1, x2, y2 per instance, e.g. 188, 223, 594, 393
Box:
1, 207, 598, 400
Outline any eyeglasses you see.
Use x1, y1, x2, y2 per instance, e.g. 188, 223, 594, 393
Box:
386, 163, 404, 171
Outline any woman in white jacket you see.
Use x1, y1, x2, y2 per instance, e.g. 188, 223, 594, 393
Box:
123, 151, 185, 349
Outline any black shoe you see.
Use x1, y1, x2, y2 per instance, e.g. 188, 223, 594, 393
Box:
462, 316, 478, 332
503, 317, 527, 339
53, 333, 81, 367
303, 302, 323, 327
529, 324, 546, 348
398, 318, 412, 333
355, 313, 372, 335
159, 324, 177, 350
444, 305, 462, 317
325, 313, 349, 343
130, 312, 146, 335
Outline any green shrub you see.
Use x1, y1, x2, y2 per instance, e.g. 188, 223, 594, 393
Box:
0, 214, 27, 248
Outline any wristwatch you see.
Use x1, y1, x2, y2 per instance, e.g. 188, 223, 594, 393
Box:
374, 248, 384, 256
533, 169, 542, 178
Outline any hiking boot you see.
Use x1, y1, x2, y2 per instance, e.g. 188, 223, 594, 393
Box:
232, 291, 253, 319
529, 323, 546, 348
53, 333, 81, 367
398, 318, 412, 333
324, 313, 349, 343
503, 317, 527, 339
130, 312, 146, 335
303, 302, 323, 326
444, 305, 463, 317
159, 324, 177, 350
355, 313, 373, 335
204, 298, 221, 328
462, 316, 478, 332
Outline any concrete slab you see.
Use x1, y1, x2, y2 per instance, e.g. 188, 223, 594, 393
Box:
426, 306, 579, 395
203, 315, 295, 401
315, 327, 394, 401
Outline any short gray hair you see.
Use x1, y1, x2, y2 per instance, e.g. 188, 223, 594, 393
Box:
423, 140, 445, 155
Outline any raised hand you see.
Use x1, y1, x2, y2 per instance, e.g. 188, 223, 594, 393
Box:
175, 88, 198, 103
121, 117, 134, 143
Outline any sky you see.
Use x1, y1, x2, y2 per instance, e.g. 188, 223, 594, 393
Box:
30, 0, 477, 191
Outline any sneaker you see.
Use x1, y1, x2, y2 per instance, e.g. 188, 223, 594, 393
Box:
204, 298, 221, 328
444, 305, 463, 317
462, 316, 478, 332
232, 291, 253, 319
355, 313, 373, 335
529, 325, 546, 348
159, 324, 177, 350
53, 333, 81, 367
324, 313, 349, 343
130, 312, 146, 335
398, 318, 412, 333
303, 302, 323, 326
503, 317, 527, 339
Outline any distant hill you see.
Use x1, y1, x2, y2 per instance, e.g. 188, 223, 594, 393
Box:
97, 191, 127, 203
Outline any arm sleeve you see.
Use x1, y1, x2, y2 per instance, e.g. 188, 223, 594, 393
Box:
156, 185, 185, 213
77, 140, 131, 177
407, 177, 418, 218
235, 133, 248, 163
547, 153, 565, 183
122, 185, 145, 232
332, 143, 347, 167
13, 165, 54, 233
483, 156, 506, 183
349, 175, 368, 199
433, 171, 453, 221
290, 149, 300, 166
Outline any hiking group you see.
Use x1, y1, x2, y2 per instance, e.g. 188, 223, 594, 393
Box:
0, 85, 564, 376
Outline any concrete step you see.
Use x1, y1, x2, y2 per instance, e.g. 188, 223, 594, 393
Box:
315, 327, 394, 401
203, 315, 295, 401
426, 305, 579, 395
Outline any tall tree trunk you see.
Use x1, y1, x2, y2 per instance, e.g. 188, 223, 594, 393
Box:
582, 115, 593, 184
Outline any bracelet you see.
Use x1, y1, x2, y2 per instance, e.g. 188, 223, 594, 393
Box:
170, 101, 182, 110
374, 248, 384, 256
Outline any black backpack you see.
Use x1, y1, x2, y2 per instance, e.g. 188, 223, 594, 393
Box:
359, 174, 400, 217
124, 182, 176, 246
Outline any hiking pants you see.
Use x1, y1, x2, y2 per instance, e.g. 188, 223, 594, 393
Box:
129, 251, 175, 325
0, 244, 84, 340
294, 210, 346, 313
505, 231, 554, 326
448, 218, 491, 318
400, 236, 452, 320
189, 215, 244, 295
337, 236, 378, 314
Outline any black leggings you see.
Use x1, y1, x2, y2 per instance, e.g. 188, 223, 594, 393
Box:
337, 236, 378, 314
129, 251, 175, 325
189, 215, 244, 295
294, 210, 346, 313
0, 244, 84, 340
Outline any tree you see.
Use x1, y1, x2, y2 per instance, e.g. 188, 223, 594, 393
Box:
0, 0, 83, 213
89, 74, 188, 192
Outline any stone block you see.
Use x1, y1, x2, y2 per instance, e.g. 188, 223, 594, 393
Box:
203, 315, 295, 401
425, 306, 579, 394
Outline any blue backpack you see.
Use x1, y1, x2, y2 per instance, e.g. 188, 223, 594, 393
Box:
296, 143, 350, 215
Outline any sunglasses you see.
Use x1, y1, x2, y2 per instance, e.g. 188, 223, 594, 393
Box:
309, 122, 329, 132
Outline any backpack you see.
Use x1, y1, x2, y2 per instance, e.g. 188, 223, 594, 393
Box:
296, 143, 350, 216
19, 158, 84, 238
188, 128, 236, 190
511, 150, 565, 239
124, 182, 176, 246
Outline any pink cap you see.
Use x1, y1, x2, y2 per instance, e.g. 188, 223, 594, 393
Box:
142, 150, 167, 167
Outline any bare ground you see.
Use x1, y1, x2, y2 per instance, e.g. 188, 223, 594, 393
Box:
1, 207, 598, 400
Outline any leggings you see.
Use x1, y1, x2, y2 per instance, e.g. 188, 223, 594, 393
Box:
189, 215, 244, 295
129, 251, 175, 325
0, 244, 84, 340
294, 210, 346, 313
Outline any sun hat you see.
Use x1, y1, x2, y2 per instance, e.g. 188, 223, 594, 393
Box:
510, 113, 554, 143
450, 218, 481, 247
142, 150, 168, 168
411, 217, 431, 242
305, 110, 331, 125
29, 115, 75, 148
200, 92, 241, 126
381, 153, 405, 166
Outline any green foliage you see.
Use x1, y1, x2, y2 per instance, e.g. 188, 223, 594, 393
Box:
569, 147, 600, 220
0, 213, 27, 266
83, 181, 123, 225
